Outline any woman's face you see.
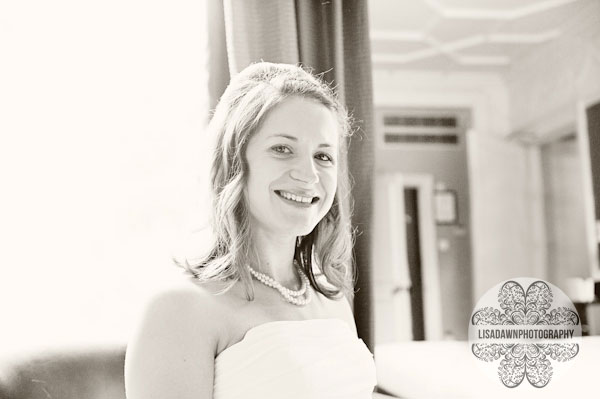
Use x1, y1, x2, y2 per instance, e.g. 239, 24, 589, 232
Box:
244, 96, 339, 239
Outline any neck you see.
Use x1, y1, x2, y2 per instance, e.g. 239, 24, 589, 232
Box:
250, 227, 299, 288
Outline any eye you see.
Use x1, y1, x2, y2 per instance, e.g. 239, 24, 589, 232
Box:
271, 145, 292, 154
315, 152, 334, 164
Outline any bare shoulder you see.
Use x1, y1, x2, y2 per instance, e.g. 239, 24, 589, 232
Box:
132, 278, 236, 350
315, 274, 358, 336
146, 278, 229, 309
124, 279, 230, 399
149, 279, 226, 324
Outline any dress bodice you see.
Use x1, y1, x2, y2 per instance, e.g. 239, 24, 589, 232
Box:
213, 318, 377, 399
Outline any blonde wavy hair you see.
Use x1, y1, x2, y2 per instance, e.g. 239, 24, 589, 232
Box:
182, 62, 355, 301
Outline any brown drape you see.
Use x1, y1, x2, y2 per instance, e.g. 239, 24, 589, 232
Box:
295, 1, 345, 95
208, 0, 375, 351
294, 0, 375, 351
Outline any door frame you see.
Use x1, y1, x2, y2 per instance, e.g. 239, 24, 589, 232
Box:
577, 95, 600, 279
383, 172, 443, 340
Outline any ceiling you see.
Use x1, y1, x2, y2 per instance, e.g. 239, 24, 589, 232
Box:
368, 0, 595, 71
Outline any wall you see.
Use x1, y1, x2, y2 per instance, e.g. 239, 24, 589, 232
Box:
508, 0, 600, 138
541, 137, 589, 289
371, 1, 600, 343
372, 69, 545, 342
506, 0, 600, 284
374, 108, 472, 340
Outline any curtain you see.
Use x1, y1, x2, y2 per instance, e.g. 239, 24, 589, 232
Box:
296, 0, 376, 352
208, 0, 375, 351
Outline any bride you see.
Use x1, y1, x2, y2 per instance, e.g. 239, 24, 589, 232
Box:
124, 62, 377, 398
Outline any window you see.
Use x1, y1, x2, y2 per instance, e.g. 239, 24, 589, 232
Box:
0, 1, 210, 346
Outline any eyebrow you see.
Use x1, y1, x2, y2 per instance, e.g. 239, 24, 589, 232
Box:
267, 133, 335, 148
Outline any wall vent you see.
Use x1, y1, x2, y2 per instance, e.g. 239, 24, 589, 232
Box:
380, 111, 465, 148
384, 133, 458, 144
384, 115, 457, 128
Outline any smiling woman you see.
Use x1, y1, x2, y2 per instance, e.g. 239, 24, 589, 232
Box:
187, 62, 355, 300
124, 62, 377, 399
245, 97, 339, 253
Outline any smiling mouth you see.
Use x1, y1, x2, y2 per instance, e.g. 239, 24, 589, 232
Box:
275, 190, 320, 204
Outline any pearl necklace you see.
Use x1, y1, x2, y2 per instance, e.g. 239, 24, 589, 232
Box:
246, 262, 311, 306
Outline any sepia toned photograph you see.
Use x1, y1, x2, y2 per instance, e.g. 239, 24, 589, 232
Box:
1, 0, 599, 398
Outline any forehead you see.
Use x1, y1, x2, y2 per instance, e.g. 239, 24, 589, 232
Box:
252, 96, 340, 145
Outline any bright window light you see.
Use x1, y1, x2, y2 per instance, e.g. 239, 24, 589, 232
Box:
0, 0, 210, 347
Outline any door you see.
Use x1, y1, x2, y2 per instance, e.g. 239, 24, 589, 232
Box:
373, 173, 442, 343
404, 188, 425, 340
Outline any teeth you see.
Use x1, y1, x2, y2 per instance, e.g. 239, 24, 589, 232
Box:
279, 191, 313, 204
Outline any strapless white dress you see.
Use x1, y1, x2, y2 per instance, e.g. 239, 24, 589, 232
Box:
213, 318, 377, 398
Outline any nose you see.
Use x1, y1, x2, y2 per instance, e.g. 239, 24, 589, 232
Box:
290, 155, 319, 185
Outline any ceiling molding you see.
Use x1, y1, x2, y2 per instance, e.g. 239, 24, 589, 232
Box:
456, 55, 510, 66
371, 29, 560, 65
424, 0, 581, 20
369, 0, 585, 70
488, 31, 561, 43
370, 31, 425, 42
372, 30, 562, 45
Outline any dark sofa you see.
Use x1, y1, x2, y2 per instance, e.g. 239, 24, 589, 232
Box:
0, 344, 126, 399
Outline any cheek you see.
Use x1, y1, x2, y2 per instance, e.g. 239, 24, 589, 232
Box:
245, 167, 276, 214
246, 163, 267, 194
326, 166, 338, 190
243, 174, 260, 211
322, 170, 338, 206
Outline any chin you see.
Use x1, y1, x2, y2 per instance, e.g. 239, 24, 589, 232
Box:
283, 224, 315, 238
279, 219, 320, 238
299, 216, 328, 236
265, 207, 330, 237
297, 226, 318, 237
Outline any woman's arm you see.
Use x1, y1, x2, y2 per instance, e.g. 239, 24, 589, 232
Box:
125, 285, 220, 399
